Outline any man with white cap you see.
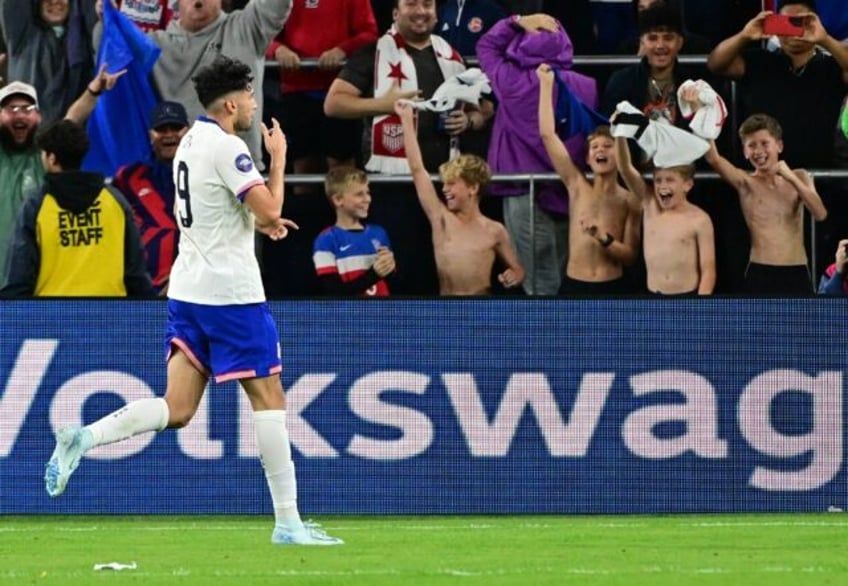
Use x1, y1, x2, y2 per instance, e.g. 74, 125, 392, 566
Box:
0, 67, 125, 282
0, 81, 45, 276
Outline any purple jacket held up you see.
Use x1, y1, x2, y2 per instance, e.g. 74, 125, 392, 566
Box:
476, 17, 598, 214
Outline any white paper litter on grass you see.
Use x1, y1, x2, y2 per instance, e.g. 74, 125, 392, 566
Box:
93, 561, 137, 571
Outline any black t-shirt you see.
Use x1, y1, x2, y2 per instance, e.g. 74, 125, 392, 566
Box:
739, 48, 847, 168
338, 42, 459, 170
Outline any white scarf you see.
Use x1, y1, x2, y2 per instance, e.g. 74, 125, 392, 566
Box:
366, 29, 466, 175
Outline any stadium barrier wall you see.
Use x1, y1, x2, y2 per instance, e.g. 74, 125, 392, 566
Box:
1, 298, 846, 515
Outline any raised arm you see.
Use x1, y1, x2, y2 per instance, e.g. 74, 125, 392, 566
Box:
395, 100, 444, 222
776, 162, 828, 221
536, 64, 585, 193
614, 136, 648, 201
64, 64, 127, 125
696, 214, 717, 295
704, 140, 750, 194
324, 78, 419, 119
801, 12, 848, 82
244, 119, 298, 241
707, 11, 770, 78
476, 14, 558, 93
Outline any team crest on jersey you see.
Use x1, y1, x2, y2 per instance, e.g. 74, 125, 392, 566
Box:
380, 123, 404, 154
467, 17, 483, 33
235, 154, 254, 173
305, 0, 319, 8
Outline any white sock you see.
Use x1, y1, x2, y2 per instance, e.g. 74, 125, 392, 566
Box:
86, 397, 169, 447
253, 410, 302, 527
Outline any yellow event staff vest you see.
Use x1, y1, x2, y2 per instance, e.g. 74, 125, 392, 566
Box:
34, 188, 127, 296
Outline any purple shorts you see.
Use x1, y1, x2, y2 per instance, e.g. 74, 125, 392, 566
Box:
165, 299, 282, 383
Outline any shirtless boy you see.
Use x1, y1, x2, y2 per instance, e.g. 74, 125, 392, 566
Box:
394, 100, 524, 295
615, 135, 716, 295
537, 64, 641, 295
698, 112, 827, 294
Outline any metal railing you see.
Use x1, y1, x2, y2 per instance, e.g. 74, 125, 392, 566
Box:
267, 53, 848, 293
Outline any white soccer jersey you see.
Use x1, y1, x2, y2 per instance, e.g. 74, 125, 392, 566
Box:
167, 117, 267, 305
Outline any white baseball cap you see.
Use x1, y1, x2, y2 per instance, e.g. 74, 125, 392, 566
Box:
0, 81, 39, 108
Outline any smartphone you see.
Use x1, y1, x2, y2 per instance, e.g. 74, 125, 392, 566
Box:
762, 14, 805, 37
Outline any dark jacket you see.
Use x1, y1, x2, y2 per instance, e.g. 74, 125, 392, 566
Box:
1, 171, 153, 297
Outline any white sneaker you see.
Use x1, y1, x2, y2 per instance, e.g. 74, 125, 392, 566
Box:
271, 521, 343, 546
44, 427, 93, 497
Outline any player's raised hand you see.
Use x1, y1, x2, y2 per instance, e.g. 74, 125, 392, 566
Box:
261, 118, 287, 161
256, 217, 299, 240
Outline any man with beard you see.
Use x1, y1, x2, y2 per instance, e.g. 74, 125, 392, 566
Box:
112, 101, 189, 295
0, 67, 124, 281
0, 82, 44, 276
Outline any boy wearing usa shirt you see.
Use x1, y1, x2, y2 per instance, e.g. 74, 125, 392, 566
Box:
313, 166, 396, 296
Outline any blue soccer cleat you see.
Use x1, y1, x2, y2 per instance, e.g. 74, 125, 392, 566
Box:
44, 427, 93, 497
271, 521, 344, 546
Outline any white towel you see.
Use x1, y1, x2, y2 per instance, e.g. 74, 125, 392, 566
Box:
611, 101, 709, 168
677, 79, 727, 141
410, 68, 491, 112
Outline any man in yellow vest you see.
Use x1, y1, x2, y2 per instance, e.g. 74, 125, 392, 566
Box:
1, 119, 153, 297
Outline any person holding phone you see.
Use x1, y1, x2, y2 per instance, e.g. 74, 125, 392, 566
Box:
706, 1, 848, 169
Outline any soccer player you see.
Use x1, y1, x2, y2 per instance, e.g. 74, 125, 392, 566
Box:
43, 55, 342, 546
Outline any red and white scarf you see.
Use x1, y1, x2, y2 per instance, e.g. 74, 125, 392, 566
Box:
366, 28, 465, 175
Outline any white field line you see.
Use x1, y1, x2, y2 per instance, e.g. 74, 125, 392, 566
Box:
2, 519, 848, 534
0, 565, 833, 579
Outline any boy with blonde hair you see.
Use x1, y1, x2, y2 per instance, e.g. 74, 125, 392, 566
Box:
394, 100, 524, 295
312, 166, 395, 296
615, 137, 716, 295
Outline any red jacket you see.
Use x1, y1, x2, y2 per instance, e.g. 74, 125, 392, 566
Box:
266, 0, 378, 94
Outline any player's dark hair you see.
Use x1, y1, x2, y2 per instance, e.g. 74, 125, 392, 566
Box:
192, 55, 254, 109
35, 119, 89, 170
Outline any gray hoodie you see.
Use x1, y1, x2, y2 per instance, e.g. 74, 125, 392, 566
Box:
149, 0, 292, 168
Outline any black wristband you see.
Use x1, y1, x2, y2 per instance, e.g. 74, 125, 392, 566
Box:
87, 87, 103, 97
601, 233, 614, 248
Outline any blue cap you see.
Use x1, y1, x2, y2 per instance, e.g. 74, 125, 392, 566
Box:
150, 101, 188, 130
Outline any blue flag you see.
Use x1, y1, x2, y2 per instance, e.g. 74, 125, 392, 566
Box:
83, 1, 161, 176
554, 72, 608, 140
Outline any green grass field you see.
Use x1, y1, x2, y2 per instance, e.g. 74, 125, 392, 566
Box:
1, 514, 846, 585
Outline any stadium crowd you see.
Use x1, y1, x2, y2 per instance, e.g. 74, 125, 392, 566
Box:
1, 0, 847, 297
